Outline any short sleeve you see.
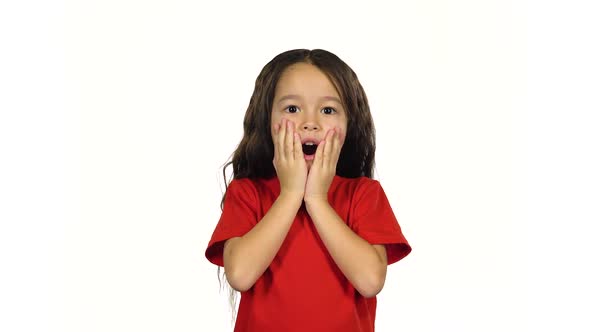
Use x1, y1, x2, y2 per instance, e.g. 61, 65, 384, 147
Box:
204, 179, 259, 266
351, 179, 411, 265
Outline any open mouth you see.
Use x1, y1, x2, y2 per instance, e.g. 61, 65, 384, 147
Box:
302, 142, 318, 155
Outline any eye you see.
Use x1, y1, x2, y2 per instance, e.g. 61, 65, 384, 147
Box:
285, 105, 300, 113
321, 107, 336, 115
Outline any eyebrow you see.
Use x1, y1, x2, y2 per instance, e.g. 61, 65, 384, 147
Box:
276, 94, 343, 105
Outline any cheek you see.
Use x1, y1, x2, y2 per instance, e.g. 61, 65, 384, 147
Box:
337, 128, 346, 142
326, 126, 346, 147
270, 112, 286, 130
270, 112, 281, 125
329, 123, 346, 143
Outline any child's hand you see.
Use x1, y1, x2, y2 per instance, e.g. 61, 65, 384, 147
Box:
304, 128, 342, 204
272, 118, 307, 200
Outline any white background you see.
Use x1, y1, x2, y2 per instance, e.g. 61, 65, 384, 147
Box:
1, 0, 589, 331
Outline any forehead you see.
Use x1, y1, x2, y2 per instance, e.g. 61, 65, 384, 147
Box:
274, 63, 340, 99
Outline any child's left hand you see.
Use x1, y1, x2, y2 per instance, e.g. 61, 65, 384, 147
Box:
304, 128, 342, 204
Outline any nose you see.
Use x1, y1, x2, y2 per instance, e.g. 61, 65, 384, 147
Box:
301, 113, 320, 131
303, 123, 319, 131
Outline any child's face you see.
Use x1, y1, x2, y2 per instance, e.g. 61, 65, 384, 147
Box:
271, 62, 348, 169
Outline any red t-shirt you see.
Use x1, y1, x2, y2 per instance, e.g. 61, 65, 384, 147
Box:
205, 175, 411, 332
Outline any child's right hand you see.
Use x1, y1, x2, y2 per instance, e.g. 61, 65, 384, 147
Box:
271, 118, 307, 200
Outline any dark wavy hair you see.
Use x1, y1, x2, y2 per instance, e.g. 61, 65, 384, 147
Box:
222, 49, 376, 199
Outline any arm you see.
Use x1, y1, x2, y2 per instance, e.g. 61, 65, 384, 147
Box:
304, 128, 387, 298
305, 198, 388, 298
223, 192, 301, 292
224, 119, 307, 292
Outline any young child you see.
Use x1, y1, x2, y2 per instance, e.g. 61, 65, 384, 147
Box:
205, 49, 411, 332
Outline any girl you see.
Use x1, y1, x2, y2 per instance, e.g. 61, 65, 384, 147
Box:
205, 49, 411, 332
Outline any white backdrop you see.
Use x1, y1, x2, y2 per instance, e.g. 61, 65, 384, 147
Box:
1, 0, 589, 331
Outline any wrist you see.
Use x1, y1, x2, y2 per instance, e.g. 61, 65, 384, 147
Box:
303, 194, 329, 206
278, 190, 304, 204
303, 196, 332, 222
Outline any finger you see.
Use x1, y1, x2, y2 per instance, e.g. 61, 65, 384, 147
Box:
293, 132, 303, 160
277, 118, 287, 161
285, 120, 294, 159
271, 123, 280, 160
331, 128, 342, 167
271, 122, 279, 143
314, 139, 326, 168
322, 129, 335, 168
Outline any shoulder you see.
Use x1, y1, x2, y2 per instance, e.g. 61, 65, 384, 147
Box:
329, 176, 388, 209
333, 176, 383, 197
333, 175, 380, 186
225, 176, 279, 200
227, 177, 256, 190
